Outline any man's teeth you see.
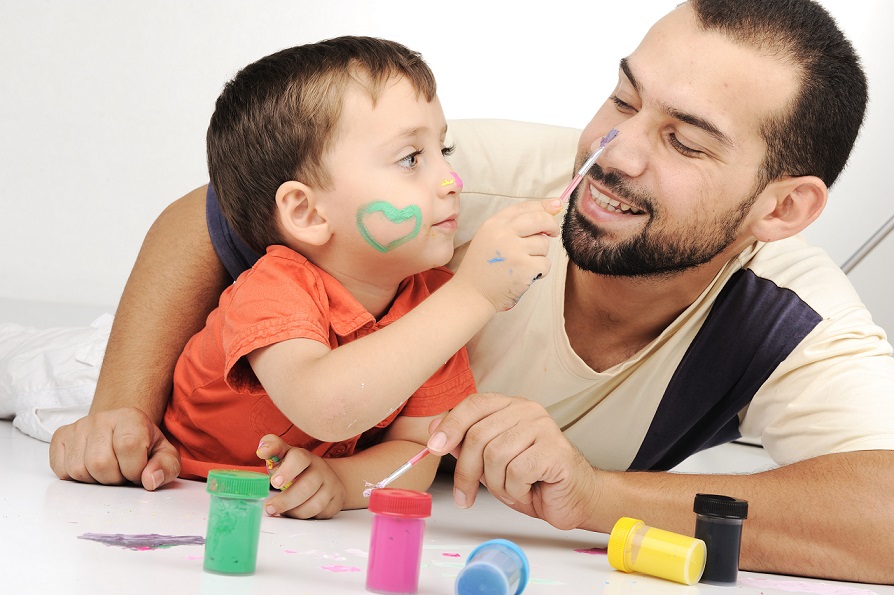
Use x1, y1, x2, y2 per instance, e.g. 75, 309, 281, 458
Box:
589, 184, 643, 214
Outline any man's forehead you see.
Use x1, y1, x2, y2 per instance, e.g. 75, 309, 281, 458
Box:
623, 5, 799, 149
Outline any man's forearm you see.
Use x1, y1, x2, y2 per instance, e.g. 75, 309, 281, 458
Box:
592, 450, 894, 584
91, 186, 229, 424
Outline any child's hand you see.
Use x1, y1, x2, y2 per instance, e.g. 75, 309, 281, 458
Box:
455, 198, 562, 311
257, 434, 346, 519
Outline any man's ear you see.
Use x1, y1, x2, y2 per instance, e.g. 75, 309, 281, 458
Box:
749, 175, 827, 243
275, 181, 332, 246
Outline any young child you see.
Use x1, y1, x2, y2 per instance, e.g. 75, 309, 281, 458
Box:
163, 36, 561, 519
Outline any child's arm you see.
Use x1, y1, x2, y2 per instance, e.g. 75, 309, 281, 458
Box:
248, 198, 562, 442
259, 414, 440, 518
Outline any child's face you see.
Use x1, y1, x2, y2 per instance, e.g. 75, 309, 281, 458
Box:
319, 76, 460, 281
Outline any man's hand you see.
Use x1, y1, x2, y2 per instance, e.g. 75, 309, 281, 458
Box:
49, 407, 181, 491
427, 392, 601, 531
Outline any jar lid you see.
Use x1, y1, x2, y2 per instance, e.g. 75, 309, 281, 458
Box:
206, 469, 270, 499
693, 493, 748, 519
607, 516, 644, 572
368, 488, 432, 518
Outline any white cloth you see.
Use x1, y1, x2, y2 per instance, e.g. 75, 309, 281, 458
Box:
0, 314, 112, 441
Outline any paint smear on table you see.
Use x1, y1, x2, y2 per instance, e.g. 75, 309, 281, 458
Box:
78, 533, 205, 550
321, 565, 361, 572
442, 552, 462, 557
739, 577, 879, 595
574, 547, 608, 555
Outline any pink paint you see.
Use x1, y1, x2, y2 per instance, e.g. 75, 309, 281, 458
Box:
450, 171, 464, 192
574, 547, 608, 555
442, 552, 462, 557
739, 577, 879, 595
366, 489, 432, 594
321, 564, 361, 573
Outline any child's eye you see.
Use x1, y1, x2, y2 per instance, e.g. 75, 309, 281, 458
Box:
441, 144, 455, 157
398, 150, 423, 170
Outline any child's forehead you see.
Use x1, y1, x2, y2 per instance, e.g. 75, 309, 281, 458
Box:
334, 76, 445, 144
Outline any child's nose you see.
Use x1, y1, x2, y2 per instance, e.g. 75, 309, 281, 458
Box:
439, 171, 463, 192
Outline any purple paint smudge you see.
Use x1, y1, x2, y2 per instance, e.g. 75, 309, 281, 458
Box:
78, 533, 205, 550
574, 547, 607, 555
321, 565, 361, 573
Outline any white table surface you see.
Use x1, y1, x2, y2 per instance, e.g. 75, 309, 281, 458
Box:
2, 421, 890, 594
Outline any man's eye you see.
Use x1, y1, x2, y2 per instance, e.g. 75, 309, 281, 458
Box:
610, 96, 637, 113
398, 150, 422, 169
669, 133, 702, 157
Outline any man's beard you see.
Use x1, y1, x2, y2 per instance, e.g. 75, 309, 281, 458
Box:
561, 169, 757, 278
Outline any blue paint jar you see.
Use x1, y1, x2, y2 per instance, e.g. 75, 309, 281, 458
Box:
455, 538, 529, 595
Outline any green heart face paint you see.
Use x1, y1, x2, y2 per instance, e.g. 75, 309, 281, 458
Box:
356, 201, 422, 253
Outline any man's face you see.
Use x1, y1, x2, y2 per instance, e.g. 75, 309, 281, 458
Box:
563, 4, 799, 277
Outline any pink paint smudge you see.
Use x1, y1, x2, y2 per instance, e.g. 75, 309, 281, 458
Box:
574, 547, 608, 555
321, 565, 361, 573
442, 552, 462, 558
739, 577, 879, 595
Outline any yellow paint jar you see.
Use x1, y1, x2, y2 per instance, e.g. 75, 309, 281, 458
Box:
607, 517, 706, 585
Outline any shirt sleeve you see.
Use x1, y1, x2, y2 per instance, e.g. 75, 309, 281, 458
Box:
219, 254, 332, 394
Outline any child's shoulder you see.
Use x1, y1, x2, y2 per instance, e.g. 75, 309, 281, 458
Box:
417, 266, 454, 291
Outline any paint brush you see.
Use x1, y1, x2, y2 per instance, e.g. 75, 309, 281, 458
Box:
363, 447, 431, 497
558, 128, 620, 204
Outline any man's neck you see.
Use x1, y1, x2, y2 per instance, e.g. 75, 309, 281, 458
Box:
563, 252, 737, 372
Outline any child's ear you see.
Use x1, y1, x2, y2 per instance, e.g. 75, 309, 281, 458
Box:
749, 175, 827, 243
275, 181, 332, 246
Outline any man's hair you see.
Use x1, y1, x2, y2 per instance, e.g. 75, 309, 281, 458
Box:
690, 0, 867, 189
207, 36, 437, 254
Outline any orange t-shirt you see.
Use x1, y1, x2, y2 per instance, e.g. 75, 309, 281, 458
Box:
164, 245, 476, 480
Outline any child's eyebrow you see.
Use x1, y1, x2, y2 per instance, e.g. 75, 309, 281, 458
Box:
384, 124, 449, 146
619, 57, 736, 150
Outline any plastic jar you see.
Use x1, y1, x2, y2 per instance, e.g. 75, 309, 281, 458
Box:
203, 469, 270, 575
455, 538, 529, 595
607, 516, 706, 585
693, 493, 748, 585
366, 488, 432, 594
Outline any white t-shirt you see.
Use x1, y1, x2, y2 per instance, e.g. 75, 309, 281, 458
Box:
454, 228, 894, 470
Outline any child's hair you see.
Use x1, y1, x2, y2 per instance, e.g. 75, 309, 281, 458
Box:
207, 36, 438, 254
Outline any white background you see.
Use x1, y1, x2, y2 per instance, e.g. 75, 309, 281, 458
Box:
2, 0, 892, 334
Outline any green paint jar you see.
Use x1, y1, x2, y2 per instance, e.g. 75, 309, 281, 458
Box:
203, 469, 270, 575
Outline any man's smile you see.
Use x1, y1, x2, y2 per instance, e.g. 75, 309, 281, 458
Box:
587, 182, 645, 215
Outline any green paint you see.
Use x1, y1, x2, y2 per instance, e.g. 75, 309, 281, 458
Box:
356, 201, 422, 253
204, 470, 269, 575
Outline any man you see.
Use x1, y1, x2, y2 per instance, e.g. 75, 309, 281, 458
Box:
50, 0, 894, 583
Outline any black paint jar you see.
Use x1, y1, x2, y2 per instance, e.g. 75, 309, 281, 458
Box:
693, 493, 748, 586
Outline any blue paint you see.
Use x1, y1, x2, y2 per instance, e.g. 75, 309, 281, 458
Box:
488, 251, 505, 264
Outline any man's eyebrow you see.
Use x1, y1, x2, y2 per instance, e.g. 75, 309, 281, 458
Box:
619, 58, 735, 150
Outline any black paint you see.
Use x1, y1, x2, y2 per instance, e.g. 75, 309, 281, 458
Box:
693, 494, 748, 586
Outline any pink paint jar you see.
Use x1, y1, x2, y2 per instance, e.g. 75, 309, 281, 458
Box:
365, 488, 432, 594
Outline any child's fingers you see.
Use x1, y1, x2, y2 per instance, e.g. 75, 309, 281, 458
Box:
268, 447, 313, 491
256, 434, 289, 466
280, 485, 342, 520
265, 472, 322, 517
